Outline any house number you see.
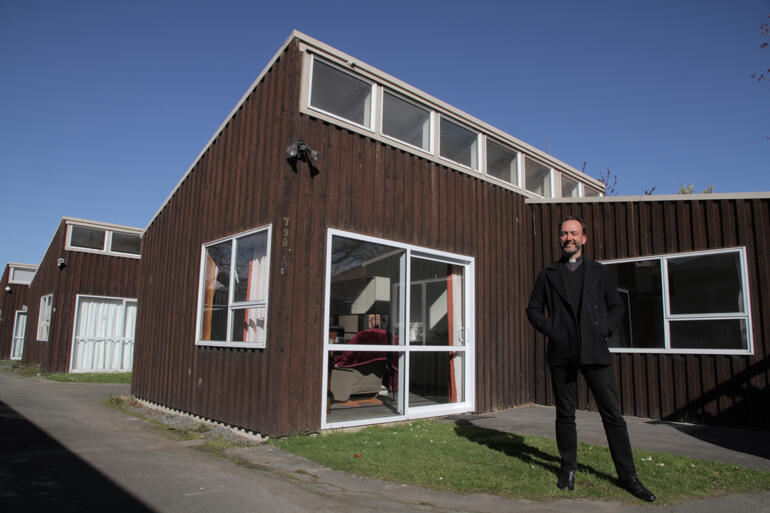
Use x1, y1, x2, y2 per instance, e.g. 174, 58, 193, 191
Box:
280, 216, 291, 275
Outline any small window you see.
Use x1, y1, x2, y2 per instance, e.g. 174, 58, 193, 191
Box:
584, 187, 601, 197
9, 266, 35, 284
70, 226, 106, 250
37, 294, 53, 341
310, 58, 373, 128
110, 232, 141, 255
439, 117, 478, 170
382, 91, 431, 151
486, 140, 518, 186
603, 248, 753, 354
197, 226, 271, 348
561, 175, 579, 198
524, 157, 551, 197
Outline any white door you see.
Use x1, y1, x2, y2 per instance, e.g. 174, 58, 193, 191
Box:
10, 310, 27, 360
71, 296, 137, 372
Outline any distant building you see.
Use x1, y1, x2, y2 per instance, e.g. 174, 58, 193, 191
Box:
132, 31, 769, 435
23, 217, 141, 373
0, 263, 38, 360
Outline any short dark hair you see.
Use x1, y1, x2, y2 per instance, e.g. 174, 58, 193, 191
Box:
559, 216, 587, 235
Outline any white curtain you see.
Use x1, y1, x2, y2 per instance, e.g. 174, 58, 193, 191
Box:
243, 255, 267, 343
72, 298, 137, 372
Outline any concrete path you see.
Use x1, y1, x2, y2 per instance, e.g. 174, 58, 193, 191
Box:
1, 366, 768, 513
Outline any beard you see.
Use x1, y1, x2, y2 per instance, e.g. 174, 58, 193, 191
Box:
561, 240, 582, 257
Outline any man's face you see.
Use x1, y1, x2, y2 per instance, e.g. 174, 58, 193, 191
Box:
559, 220, 587, 258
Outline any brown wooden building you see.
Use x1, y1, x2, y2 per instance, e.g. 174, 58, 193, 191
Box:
132, 31, 769, 436
0, 263, 37, 360
24, 217, 142, 373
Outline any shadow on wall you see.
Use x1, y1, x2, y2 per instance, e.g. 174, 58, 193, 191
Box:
0, 399, 155, 513
662, 356, 770, 431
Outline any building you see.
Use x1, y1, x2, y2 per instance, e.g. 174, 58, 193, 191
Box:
132, 31, 768, 436
0, 263, 38, 360
23, 217, 142, 373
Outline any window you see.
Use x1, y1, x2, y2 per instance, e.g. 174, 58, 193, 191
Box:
66, 223, 141, 257
71, 296, 137, 372
584, 187, 601, 197
37, 294, 53, 341
486, 139, 518, 186
110, 231, 141, 255
602, 248, 753, 354
70, 226, 106, 250
310, 58, 373, 129
525, 157, 551, 197
382, 90, 431, 151
561, 175, 579, 198
324, 230, 474, 429
439, 117, 479, 170
196, 226, 271, 348
9, 266, 35, 284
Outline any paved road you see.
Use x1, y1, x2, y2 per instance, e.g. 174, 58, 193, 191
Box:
1, 367, 768, 513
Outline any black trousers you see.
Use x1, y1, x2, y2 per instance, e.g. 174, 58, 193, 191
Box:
550, 364, 636, 480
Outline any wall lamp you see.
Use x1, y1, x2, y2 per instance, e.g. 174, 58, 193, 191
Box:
4, 286, 11, 293
286, 139, 319, 163
57, 257, 66, 269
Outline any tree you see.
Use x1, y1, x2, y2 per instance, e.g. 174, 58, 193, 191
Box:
750, 15, 770, 82
678, 182, 714, 194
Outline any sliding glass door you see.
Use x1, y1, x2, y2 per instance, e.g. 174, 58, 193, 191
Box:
323, 230, 474, 428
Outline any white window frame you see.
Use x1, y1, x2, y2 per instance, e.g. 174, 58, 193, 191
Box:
602, 247, 753, 355
8, 265, 36, 285
37, 294, 53, 341
379, 88, 434, 154
485, 137, 520, 189
438, 115, 481, 172
194, 225, 272, 349
321, 228, 476, 430
65, 224, 141, 259
308, 55, 376, 132
69, 294, 137, 373
523, 156, 552, 198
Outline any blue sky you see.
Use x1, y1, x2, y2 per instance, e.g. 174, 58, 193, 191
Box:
1, 0, 768, 267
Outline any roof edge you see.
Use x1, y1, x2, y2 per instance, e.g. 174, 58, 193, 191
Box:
63, 216, 143, 234
525, 191, 770, 204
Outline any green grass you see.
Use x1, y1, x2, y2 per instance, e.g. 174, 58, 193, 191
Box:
2, 361, 131, 383
271, 419, 770, 504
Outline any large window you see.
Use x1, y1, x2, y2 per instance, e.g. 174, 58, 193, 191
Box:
561, 175, 579, 198
66, 224, 141, 257
70, 296, 137, 372
9, 265, 36, 284
196, 226, 271, 348
602, 248, 753, 354
324, 230, 474, 429
309, 59, 373, 129
37, 294, 53, 341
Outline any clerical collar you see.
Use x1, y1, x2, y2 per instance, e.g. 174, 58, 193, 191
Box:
563, 255, 583, 272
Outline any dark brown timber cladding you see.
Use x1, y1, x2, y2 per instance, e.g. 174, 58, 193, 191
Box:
22, 221, 140, 373
132, 39, 536, 436
527, 199, 769, 429
0, 267, 31, 359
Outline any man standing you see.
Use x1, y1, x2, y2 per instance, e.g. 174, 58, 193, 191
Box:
526, 216, 655, 502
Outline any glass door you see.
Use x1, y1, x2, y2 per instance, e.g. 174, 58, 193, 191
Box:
11, 310, 27, 360
323, 230, 473, 428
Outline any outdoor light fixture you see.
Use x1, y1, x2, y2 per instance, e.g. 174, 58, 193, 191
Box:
286, 139, 319, 163
4, 286, 11, 293
57, 257, 66, 269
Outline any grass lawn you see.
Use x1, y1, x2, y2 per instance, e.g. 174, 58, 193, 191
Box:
2, 361, 131, 383
271, 419, 770, 504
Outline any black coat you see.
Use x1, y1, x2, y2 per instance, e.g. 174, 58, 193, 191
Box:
526, 258, 625, 367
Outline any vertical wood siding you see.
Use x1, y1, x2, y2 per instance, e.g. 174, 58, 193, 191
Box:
527, 199, 769, 429
133, 40, 537, 436
22, 221, 141, 373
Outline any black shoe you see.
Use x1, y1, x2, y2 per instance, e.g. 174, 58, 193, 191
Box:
557, 468, 576, 491
621, 476, 656, 502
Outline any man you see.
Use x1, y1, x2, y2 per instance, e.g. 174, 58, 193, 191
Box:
526, 216, 655, 502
